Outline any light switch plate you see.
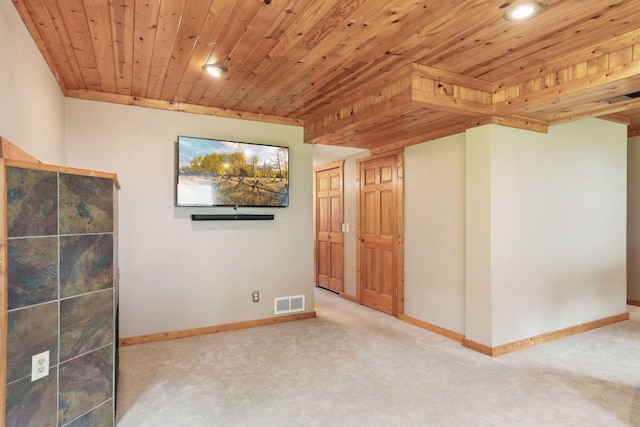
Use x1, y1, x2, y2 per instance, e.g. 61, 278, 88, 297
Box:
31, 350, 49, 381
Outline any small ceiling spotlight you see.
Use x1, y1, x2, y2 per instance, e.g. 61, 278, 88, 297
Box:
503, 1, 543, 21
202, 63, 228, 77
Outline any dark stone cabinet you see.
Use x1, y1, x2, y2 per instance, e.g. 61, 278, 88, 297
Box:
1, 161, 119, 426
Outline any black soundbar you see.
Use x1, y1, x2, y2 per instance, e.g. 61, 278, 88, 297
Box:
191, 214, 274, 221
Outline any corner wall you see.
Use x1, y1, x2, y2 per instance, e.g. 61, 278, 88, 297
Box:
404, 134, 466, 334
466, 119, 627, 347
628, 135, 640, 303
65, 98, 314, 338
0, 1, 66, 164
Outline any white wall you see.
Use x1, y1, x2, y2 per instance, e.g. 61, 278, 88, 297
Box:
627, 135, 640, 302
467, 120, 627, 347
65, 98, 314, 338
312, 145, 366, 167
404, 134, 466, 334
464, 127, 494, 345
0, 1, 66, 164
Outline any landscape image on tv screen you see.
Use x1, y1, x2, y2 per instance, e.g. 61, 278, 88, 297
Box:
176, 136, 289, 207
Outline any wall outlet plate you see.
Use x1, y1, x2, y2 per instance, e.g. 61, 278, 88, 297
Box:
31, 350, 50, 381
252, 291, 260, 303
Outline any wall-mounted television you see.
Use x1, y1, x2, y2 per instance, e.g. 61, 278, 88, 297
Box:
176, 136, 289, 207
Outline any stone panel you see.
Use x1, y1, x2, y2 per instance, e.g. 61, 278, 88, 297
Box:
60, 234, 113, 298
7, 237, 58, 309
6, 167, 58, 237
7, 302, 58, 383
59, 174, 113, 235
6, 369, 57, 427
60, 290, 114, 362
59, 346, 113, 425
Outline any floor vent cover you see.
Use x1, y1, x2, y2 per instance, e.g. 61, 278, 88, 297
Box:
274, 295, 305, 315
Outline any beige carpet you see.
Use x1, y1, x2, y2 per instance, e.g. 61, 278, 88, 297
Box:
116, 289, 640, 426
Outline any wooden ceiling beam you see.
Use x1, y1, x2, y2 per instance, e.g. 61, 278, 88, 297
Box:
541, 95, 640, 125
599, 114, 632, 126
65, 89, 302, 127
489, 115, 547, 133
305, 91, 415, 143
305, 64, 492, 142
493, 28, 640, 89
369, 116, 493, 155
305, 63, 552, 147
493, 43, 640, 115
305, 73, 413, 142
411, 64, 493, 115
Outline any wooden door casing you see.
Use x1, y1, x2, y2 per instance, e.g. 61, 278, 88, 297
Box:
357, 151, 404, 316
315, 161, 344, 293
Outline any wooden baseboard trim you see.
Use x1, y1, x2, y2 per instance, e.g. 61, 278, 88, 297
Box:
461, 338, 494, 356
339, 293, 358, 304
119, 311, 317, 347
463, 312, 629, 357
627, 299, 640, 306
398, 314, 465, 342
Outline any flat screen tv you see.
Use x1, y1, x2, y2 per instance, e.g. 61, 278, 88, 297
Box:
176, 136, 289, 207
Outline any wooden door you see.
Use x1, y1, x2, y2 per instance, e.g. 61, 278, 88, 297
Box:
357, 152, 403, 316
315, 161, 344, 293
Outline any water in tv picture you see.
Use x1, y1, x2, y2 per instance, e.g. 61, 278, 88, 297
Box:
177, 136, 289, 207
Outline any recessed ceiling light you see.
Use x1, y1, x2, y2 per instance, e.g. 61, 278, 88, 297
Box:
202, 64, 228, 77
503, 1, 543, 21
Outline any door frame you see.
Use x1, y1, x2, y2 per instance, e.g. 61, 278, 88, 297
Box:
313, 160, 345, 293
356, 150, 404, 316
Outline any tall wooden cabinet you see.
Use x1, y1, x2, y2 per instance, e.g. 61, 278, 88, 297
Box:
0, 158, 119, 426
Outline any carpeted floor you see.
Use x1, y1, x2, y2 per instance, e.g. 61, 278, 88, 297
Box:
116, 289, 640, 426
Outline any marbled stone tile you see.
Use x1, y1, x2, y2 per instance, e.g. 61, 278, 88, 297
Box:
6, 367, 57, 427
7, 302, 58, 383
66, 399, 114, 427
60, 290, 114, 362
6, 167, 58, 238
59, 346, 113, 426
60, 234, 113, 298
60, 174, 113, 235
8, 237, 58, 310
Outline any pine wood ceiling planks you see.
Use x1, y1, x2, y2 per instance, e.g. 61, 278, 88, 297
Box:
11, 0, 640, 149
145, 0, 186, 100
132, 0, 161, 99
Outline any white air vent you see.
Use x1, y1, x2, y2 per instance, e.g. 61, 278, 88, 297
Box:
274, 295, 305, 315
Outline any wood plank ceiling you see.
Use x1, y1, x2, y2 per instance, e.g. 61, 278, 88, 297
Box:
12, 0, 640, 152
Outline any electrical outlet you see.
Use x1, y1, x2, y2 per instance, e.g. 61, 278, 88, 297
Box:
31, 350, 49, 381
252, 291, 260, 303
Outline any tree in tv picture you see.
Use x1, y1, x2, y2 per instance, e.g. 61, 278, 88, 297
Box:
178, 137, 289, 207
